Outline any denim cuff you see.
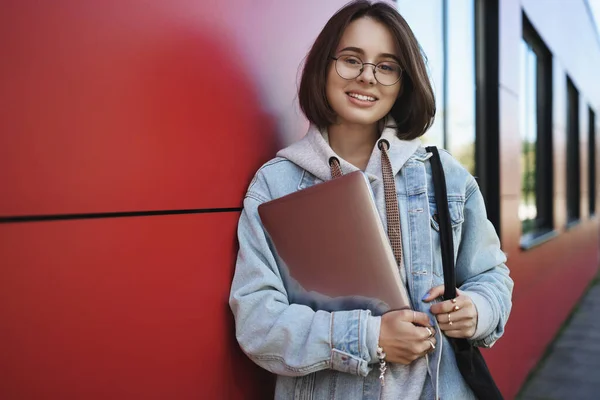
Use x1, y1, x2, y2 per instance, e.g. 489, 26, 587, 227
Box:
366, 315, 381, 364
330, 310, 373, 376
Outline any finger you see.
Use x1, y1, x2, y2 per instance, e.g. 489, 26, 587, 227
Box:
436, 313, 477, 331
435, 309, 475, 326
396, 310, 433, 327
437, 313, 476, 333
435, 311, 451, 325
430, 297, 471, 315
422, 285, 445, 302
434, 308, 472, 323
437, 319, 474, 332
412, 337, 436, 356
420, 338, 437, 355
427, 338, 437, 352
420, 326, 435, 340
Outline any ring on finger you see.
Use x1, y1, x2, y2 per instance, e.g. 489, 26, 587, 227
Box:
425, 326, 434, 338
427, 339, 435, 351
453, 305, 460, 312
447, 313, 453, 326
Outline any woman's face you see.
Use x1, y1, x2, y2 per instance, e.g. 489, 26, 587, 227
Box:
326, 17, 402, 128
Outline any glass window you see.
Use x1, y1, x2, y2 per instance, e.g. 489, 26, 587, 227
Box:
589, 107, 596, 216
446, 0, 476, 174
567, 77, 580, 224
397, 0, 476, 174
396, 0, 445, 148
519, 40, 538, 234
519, 14, 554, 247
397, 0, 475, 174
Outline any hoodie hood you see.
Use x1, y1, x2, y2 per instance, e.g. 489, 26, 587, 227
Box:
277, 121, 421, 183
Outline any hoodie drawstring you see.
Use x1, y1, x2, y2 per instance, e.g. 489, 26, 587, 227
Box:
329, 156, 344, 179
379, 140, 403, 266
328, 139, 402, 267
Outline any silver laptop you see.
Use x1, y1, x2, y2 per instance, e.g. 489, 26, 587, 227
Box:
258, 170, 411, 315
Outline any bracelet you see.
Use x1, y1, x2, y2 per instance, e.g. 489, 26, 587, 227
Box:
376, 345, 387, 387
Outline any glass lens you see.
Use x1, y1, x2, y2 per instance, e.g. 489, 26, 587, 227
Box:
335, 56, 402, 85
375, 62, 402, 85
335, 55, 363, 79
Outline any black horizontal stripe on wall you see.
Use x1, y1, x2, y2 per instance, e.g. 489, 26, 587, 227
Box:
0, 207, 243, 224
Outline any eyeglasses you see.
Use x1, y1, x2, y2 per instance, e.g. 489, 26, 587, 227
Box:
331, 55, 402, 86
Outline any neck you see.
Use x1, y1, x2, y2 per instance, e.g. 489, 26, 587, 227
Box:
328, 122, 380, 170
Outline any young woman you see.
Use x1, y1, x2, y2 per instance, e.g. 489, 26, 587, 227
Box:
230, 1, 513, 399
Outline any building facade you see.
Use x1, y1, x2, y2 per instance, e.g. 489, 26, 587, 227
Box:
1, 0, 599, 398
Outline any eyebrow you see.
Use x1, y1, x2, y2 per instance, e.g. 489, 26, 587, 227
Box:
337, 46, 401, 64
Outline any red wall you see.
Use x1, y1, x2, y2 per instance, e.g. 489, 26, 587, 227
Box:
1, 215, 272, 399
1, 1, 598, 399
0, 0, 295, 398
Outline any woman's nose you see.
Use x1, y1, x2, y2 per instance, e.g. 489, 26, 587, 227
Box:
357, 65, 377, 85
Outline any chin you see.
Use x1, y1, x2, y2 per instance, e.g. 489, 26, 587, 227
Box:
337, 110, 385, 127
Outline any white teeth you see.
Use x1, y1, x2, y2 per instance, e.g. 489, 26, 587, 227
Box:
348, 93, 376, 102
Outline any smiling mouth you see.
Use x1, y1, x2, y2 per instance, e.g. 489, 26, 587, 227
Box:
346, 92, 378, 102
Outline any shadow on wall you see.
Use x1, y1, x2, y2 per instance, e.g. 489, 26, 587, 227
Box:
140, 27, 282, 208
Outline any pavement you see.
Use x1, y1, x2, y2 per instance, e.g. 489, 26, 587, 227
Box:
517, 277, 600, 400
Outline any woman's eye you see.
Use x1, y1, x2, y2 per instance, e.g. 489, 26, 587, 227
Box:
378, 63, 398, 72
342, 56, 361, 65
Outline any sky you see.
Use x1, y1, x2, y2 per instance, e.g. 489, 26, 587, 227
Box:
589, 0, 600, 39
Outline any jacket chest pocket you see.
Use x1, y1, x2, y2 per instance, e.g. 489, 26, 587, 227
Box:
428, 198, 465, 277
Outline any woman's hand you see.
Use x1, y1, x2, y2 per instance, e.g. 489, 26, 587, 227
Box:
423, 285, 478, 339
378, 310, 436, 365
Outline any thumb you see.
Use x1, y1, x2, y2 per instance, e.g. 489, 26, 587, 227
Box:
422, 285, 445, 302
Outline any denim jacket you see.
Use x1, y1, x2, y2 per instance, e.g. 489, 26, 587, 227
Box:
229, 124, 513, 399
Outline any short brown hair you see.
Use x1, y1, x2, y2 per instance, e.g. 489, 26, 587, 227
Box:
298, 0, 436, 140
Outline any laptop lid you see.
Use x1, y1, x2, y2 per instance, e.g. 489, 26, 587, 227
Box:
258, 170, 411, 315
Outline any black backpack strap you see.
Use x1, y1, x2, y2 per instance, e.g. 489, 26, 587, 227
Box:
425, 146, 504, 399
425, 146, 456, 300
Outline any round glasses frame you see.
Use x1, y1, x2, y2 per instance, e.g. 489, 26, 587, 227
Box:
330, 56, 403, 86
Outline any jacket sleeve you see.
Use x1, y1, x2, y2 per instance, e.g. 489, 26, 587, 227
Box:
229, 190, 381, 377
456, 177, 514, 348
